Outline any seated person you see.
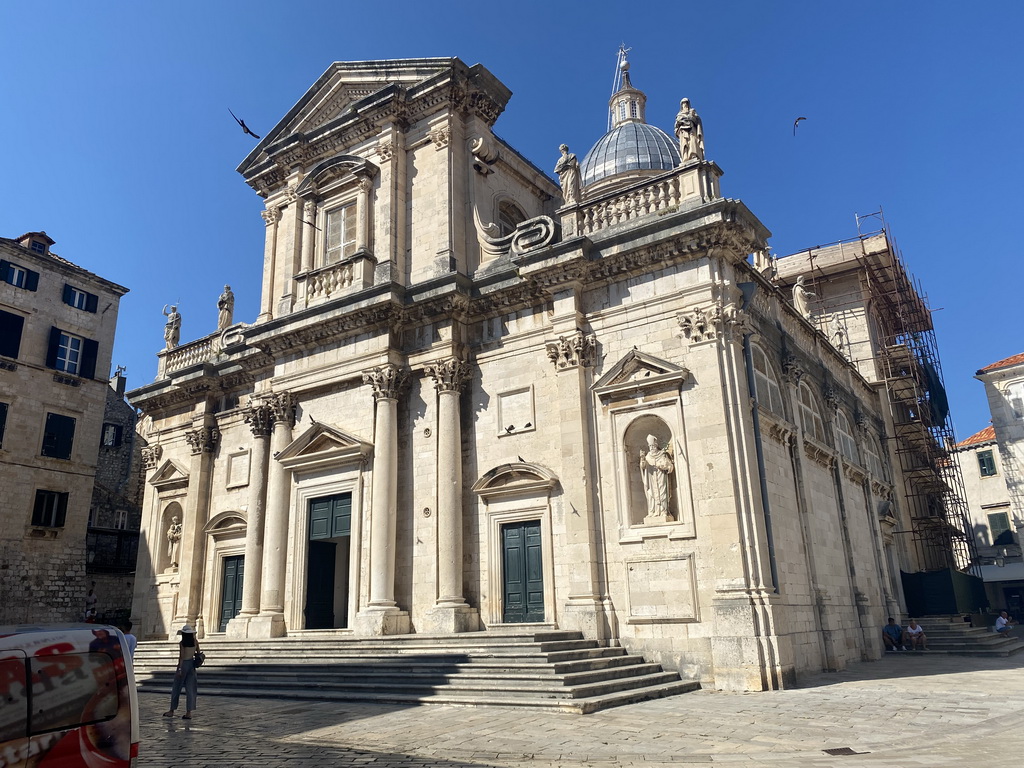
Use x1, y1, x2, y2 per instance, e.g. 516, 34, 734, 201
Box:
904, 619, 928, 650
995, 611, 1017, 636
882, 617, 905, 651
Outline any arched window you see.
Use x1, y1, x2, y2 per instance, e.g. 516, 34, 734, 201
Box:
797, 383, 825, 442
751, 345, 784, 416
497, 200, 526, 237
836, 410, 859, 463
864, 433, 888, 480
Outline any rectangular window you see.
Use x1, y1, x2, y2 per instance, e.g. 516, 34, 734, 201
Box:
0, 309, 24, 358
988, 511, 1012, 544
977, 450, 997, 477
0, 259, 39, 290
46, 327, 98, 378
29, 240, 46, 254
114, 509, 128, 529
324, 203, 357, 263
32, 490, 69, 527
42, 412, 76, 460
63, 284, 98, 312
101, 423, 123, 447
0, 402, 7, 448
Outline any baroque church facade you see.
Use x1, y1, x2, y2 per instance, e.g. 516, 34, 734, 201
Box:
130, 57, 903, 690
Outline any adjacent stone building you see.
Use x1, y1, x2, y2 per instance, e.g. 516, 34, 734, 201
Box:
0, 232, 128, 623
129, 56, 953, 689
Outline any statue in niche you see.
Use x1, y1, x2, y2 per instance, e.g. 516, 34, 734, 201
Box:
166, 516, 182, 568
674, 98, 705, 163
162, 304, 181, 349
217, 285, 235, 330
639, 434, 675, 522
554, 144, 582, 205
792, 275, 816, 320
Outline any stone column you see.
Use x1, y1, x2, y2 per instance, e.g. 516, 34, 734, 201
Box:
355, 176, 373, 255
226, 400, 273, 638
259, 206, 281, 322
301, 200, 316, 274
174, 421, 219, 638
250, 392, 296, 639
354, 364, 411, 636
423, 357, 479, 633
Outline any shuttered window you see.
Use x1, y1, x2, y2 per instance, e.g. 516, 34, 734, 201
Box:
32, 490, 69, 527
0, 310, 24, 359
62, 284, 99, 313
0, 402, 7, 448
46, 327, 98, 378
41, 412, 76, 460
0, 260, 39, 291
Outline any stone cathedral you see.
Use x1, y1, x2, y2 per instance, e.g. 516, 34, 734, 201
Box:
130, 56, 902, 691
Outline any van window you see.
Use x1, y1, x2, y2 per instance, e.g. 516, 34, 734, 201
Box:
0, 656, 28, 741
29, 651, 120, 734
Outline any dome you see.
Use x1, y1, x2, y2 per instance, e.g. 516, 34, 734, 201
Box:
580, 122, 681, 188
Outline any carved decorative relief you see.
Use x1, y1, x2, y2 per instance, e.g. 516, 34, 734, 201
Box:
243, 402, 275, 437
184, 426, 220, 455
426, 358, 473, 394
375, 140, 396, 162
782, 353, 804, 385
842, 459, 869, 484
362, 364, 409, 401
822, 384, 839, 413
428, 125, 451, 149
141, 444, 163, 470
470, 135, 499, 174
803, 439, 835, 469
545, 331, 597, 370
764, 418, 795, 445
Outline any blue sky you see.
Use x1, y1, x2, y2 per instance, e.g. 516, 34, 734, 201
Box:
1, 2, 1020, 439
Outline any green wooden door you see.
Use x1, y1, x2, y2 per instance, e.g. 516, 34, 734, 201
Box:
304, 494, 351, 629
502, 520, 544, 623
219, 555, 244, 632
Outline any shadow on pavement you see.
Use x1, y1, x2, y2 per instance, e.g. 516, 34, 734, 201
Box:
795, 651, 1024, 689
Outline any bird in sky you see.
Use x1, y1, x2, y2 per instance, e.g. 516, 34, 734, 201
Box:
229, 108, 261, 139
793, 117, 807, 136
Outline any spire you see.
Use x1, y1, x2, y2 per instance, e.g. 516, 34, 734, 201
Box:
608, 46, 647, 129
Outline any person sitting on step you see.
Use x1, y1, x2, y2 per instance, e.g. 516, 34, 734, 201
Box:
882, 617, 906, 651
904, 619, 928, 651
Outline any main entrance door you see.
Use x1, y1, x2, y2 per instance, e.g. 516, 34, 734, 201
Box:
502, 520, 544, 623
219, 555, 244, 632
304, 494, 351, 629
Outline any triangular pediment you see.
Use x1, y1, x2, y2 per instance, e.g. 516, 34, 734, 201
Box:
276, 421, 373, 473
594, 350, 688, 389
150, 458, 189, 489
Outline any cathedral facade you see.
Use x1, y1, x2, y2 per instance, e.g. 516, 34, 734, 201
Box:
129, 57, 901, 690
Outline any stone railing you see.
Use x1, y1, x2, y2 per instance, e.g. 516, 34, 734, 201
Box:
560, 162, 722, 239
158, 333, 217, 378
296, 253, 375, 308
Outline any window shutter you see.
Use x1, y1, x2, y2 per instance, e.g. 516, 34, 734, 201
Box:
0, 260, 9, 282
113, 424, 124, 447
55, 493, 68, 527
46, 327, 62, 369
80, 338, 99, 379
85, 292, 98, 313
0, 402, 7, 447
47, 413, 76, 460
0, 310, 24, 358
24, 270, 39, 292
62, 284, 74, 305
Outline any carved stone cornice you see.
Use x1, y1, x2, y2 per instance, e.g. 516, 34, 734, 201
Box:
760, 412, 795, 445
141, 444, 163, 470
362, 364, 409, 401
803, 438, 836, 469
252, 303, 399, 356
243, 402, 275, 437
267, 392, 297, 428
842, 458, 869, 484
426, 358, 473, 394
782, 353, 804, 385
184, 426, 220, 455
545, 331, 596, 370
261, 206, 281, 226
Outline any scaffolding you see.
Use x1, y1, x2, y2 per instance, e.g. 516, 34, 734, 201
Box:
781, 213, 979, 575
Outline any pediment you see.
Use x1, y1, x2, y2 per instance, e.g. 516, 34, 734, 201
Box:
276, 421, 372, 473
593, 349, 689, 399
472, 462, 558, 502
150, 459, 189, 490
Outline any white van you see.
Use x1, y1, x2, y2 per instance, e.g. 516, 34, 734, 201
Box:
0, 624, 139, 767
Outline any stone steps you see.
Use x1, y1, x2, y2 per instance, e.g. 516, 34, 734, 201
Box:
891, 616, 1024, 657
132, 629, 699, 713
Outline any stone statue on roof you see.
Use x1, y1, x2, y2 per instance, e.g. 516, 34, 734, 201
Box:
674, 98, 705, 164
554, 144, 582, 206
162, 304, 181, 350
217, 285, 235, 331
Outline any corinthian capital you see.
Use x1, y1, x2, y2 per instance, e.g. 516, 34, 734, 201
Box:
362, 364, 409, 401
545, 331, 597, 370
141, 444, 163, 470
425, 358, 473, 394
184, 426, 220, 455
267, 391, 297, 428
243, 401, 275, 437
261, 206, 281, 226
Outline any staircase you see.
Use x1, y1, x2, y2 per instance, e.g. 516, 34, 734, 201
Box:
132, 629, 700, 714
910, 616, 1024, 656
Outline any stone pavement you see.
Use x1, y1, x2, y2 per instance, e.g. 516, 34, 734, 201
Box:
138, 651, 1024, 767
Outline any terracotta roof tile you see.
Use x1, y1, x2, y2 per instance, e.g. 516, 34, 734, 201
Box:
978, 352, 1024, 374
955, 425, 995, 449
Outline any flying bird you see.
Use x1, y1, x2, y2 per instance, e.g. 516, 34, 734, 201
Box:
229, 108, 261, 139
793, 117, 807, 136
